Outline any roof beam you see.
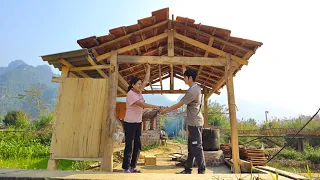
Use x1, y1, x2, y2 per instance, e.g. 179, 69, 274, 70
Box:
96, 32, 168, 62
173, 31, 248, 65
174, 21, 254, 53
91, 20, 168, 53
59, 58, 90, 78
196, 36, 214, 82
143, 90, 187, 94
117, 55, 231, 66
69, 65, 114, 72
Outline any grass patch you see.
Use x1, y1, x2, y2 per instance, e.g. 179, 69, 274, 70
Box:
0, 158, 96, 171
142, 143, 159, 151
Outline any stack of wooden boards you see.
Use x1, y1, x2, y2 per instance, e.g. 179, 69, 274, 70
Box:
220, 144, 267, 166
244, 149, 267, 166
220, 144, 231, 158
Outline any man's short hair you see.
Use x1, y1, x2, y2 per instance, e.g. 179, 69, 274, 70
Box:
184, 69, 197, 82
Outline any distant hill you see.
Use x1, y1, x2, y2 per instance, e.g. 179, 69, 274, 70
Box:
0, 60, 59, 117
0, 60, 176, 118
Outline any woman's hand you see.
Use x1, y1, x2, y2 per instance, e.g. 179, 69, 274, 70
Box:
159, 108, 167, 114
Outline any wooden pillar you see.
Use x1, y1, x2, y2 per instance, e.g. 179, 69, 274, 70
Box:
168, 29, 174, 91
48, 66, 69, 170
226, 54, 240, 173
297, 138, 304, 152
101, 51, 118, 172
203, 87, 209, 128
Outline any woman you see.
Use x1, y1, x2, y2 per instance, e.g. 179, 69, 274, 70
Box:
122, 64, 159, 173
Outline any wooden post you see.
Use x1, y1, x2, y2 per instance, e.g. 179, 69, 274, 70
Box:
101, 51, 118, 172
170, 64, 174, 91
203, 87, 209, 128
225, 54, 240, 173
297, 138, 304, 152
48, 66, 69, 170
168, 29, 174, 91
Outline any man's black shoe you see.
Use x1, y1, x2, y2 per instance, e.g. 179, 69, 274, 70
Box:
176, 170, 192, 174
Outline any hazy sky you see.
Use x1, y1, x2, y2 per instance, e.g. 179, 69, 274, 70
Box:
1, 0, 319, 120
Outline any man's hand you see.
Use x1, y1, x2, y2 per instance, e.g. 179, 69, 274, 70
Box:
159, 108, 167, 114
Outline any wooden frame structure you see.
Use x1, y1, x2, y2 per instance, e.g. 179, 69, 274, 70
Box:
41, 8, 262, 173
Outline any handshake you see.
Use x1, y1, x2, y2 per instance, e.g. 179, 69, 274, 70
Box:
153, 106, 168, 114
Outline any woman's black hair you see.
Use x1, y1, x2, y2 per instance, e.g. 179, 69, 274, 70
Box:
127, 76, 142, 92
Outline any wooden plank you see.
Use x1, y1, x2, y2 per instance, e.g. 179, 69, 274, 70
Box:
92, 20, 168, 52
101, 51, 118, 172
226, 54, 240, 173
52, 78, 108, 159
174, 32, 248, 65
97, 32, 168, 62
69, 65, 113, 71
53, 157, 102, 161
117, 55, 228, 66
256, 166, 308, 180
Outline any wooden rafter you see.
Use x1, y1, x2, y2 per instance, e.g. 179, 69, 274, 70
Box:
123, 26, 140, 55
91, 20, 168, 52
86, 56, 108, 78
196, 36, 214, 82
174, 21, 253, 53
174, 31, 248, 65
59, 58, 90, 78
174, 65, 217, 83
69, 65, 113, 72
208, 47, 257, 97
97, 32, 168, 61
123, 65, 169, 78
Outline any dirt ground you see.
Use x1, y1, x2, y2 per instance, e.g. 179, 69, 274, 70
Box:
113, 142, 231, 174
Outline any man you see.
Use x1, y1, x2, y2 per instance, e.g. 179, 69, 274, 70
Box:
160, 69, 206, 174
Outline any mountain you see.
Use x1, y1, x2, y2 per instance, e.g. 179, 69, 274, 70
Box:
0, 60, 59, 117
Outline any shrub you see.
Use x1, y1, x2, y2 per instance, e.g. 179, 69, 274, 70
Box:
277, 148, 303, 160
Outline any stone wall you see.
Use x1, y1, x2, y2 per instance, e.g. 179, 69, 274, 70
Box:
141, 110, 161, 146
141, 130, 160, 146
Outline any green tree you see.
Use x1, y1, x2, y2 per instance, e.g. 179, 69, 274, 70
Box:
16, 83, 49, 118
206, 101, 229, 129
3, 110, 30, 128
